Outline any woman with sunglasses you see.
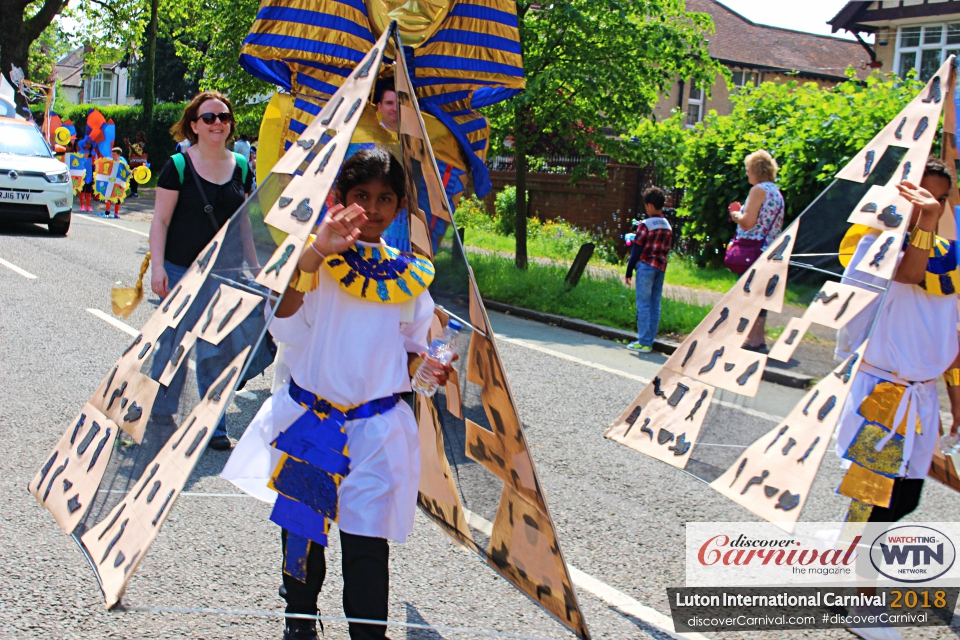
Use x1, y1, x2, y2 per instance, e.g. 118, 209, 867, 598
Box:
149, 90, 259, 451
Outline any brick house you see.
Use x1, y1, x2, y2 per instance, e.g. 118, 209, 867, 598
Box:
829, 1, 960, 81
655, 0, 871, 126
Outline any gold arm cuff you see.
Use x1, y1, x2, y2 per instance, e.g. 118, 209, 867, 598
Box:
909, 227, 935, 252
945, 368, 960, 387
290, 268, 320, 293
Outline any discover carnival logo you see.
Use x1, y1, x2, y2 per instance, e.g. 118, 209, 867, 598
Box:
697, 533, 859, 574
685, 522, 960, 587
869, 525, 956, 583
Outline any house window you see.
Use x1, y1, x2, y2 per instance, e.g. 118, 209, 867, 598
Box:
686, 85, 703, 127
127, 66, 143, 98
731, 70, 759, 88
895, 23, 960, 81
91, 72, 113, 100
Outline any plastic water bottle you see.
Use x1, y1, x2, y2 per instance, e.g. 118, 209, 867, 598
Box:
412, 320, 462, 397
940, 434, 960, 456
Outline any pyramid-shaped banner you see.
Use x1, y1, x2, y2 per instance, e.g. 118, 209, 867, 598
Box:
31, 22, 589, 639
606, 57, 958, 529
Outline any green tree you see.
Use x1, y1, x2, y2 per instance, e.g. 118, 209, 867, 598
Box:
142, 0, 158, 128
677, 70, 926, 265
167, 0, 271, 107
485, 0, 723, 269
133, 34, 200, 103
1, 0, 69, 111
27, 19, 72, 83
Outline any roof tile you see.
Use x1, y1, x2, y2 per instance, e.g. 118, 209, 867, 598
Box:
689, 0, 870, 80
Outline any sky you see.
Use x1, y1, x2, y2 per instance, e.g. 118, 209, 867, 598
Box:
715, 0, 858, 40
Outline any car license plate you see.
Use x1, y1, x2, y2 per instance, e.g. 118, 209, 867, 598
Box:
0, 190, 30, 201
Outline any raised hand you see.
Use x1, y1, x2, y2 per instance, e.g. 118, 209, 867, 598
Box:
312, 203, 368, 257
896, 180, 942, 217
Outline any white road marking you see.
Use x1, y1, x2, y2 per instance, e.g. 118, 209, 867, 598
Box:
172, 493, 701, 639
462, 508, 705, 640
497, 336, 783, 424
86, 308, 139, 337
74, 214, 150, 237
0, 256, 37, 279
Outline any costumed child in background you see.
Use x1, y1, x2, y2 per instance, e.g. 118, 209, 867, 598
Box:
835, 158, 960, 532
76, 138, 95, 212
222, 148, 453, 640
125, 131, 147, 198
94, 146, 131, 218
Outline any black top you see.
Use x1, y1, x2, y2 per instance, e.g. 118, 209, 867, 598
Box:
157, 155, 253, 267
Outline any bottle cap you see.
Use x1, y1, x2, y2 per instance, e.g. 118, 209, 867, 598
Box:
447, 319, 462, 332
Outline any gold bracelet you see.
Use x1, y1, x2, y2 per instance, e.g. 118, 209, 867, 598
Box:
289, 268, 320, 293
909, 227, 935, 252
945, 368, 960, 387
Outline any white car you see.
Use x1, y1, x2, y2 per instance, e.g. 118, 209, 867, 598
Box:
0, 116, 73, 235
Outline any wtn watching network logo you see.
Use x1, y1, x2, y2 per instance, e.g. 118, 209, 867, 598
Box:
870, 526, 957, 583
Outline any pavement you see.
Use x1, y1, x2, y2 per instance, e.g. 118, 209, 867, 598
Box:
2, 206, 960, 639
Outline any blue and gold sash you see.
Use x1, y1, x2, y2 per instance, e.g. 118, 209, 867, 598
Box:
269, 379, 401, 580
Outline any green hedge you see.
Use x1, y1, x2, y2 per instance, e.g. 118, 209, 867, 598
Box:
32, 100, 267, 161
677, 71, 926, 265
32, 102, 187, 162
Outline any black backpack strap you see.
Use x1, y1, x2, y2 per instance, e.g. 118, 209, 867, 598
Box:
182, 151, 221, 233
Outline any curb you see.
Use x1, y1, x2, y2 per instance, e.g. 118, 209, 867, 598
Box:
483, 300, 814, 390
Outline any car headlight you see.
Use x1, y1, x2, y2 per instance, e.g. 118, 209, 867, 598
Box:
44, 171, 70, 183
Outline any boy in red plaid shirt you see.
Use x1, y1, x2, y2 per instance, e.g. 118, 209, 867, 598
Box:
624, 187, 672, 353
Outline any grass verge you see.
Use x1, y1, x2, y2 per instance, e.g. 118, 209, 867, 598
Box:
460, 232, 818, 307
433, 249, 711, 336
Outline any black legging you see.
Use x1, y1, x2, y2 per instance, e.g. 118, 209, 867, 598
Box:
281, 528, 390, 639
868, 478, 924, 522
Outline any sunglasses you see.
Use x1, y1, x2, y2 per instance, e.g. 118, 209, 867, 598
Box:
195, 111, 234, 125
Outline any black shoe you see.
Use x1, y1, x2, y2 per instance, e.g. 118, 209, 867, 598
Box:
283, 619, 319, 640
742, 342, 769, 354
208, 434, 232, 450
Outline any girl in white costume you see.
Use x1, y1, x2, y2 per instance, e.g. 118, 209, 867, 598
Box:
835, 159, 960, 528
222, 148, 452, 640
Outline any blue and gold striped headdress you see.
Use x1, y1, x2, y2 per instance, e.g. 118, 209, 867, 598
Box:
239, 0, 524, 197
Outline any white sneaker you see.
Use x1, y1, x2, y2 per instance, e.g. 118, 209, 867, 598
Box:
847, 625, 905, 640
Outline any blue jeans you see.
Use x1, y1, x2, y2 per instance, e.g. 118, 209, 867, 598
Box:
151, 260, 228, 437
635, 262, 665, 347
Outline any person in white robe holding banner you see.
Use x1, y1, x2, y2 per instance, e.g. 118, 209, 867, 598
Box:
222, 148, 454, 640
835, 158, 960, 533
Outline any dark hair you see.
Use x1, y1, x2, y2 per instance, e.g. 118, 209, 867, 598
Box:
924, 157, 953, 189
240, 134, 248, 141
643, 186, 666, 210
376, 87, 397, 104
336, 147, 406, 202
170, 90, 236, 145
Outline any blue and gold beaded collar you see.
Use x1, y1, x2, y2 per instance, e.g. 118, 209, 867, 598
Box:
323, 243, 435, 303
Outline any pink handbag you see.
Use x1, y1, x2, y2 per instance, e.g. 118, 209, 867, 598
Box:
724, 237, 765, 275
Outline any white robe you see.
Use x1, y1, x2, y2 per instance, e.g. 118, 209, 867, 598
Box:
835, 232, 958, 478
222, 241, 434, 542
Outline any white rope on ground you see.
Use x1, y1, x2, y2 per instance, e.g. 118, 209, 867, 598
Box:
120, 605, 558, 639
